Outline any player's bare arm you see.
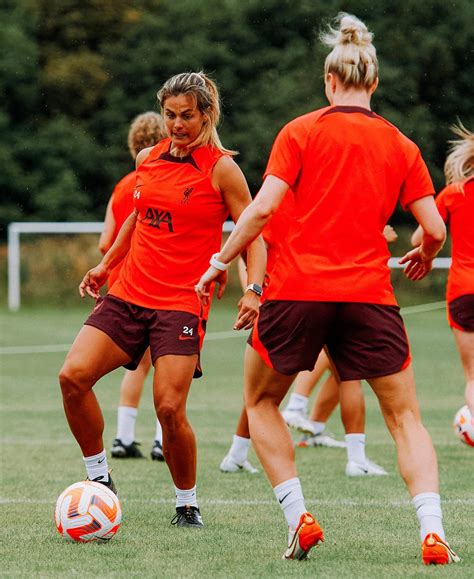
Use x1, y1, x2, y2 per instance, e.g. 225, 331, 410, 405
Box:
79, 211, 137, 299
399, 196, 446, 281
209, 156, 267, 329
98, 197, 116, 255
196, 174, 289, 306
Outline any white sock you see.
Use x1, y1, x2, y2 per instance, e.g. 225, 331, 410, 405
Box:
413, 492, 445, 541
155, 419, 162, 444
310, 421, 326, 436
116, 406, 137, 446
175, 485, 198, 508
345, 433, 367, 465
83, 449, 109, 482
285, 393, 308, 413
228, 435, 251, 465
274, 477, 306, 531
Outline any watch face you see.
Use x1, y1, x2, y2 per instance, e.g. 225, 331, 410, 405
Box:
248, 283, 263, 296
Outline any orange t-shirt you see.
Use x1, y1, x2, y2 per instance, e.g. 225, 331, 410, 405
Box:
109, 138, 228, 315
263, 105, 435, 305
436, 178, 474, 302
107, 170, 136, 288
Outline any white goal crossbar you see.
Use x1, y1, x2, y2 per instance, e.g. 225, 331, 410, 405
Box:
7, 221, 451, 311
6, 221, 236, 311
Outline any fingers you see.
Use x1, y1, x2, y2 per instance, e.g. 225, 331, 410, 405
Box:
403, 259, 428, 281
195, 283, 210, 306
234, 306, 259, 330
79, 276, 93, 299
216, 278, 227, 299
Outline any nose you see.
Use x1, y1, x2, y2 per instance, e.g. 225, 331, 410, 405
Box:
173, 117, 184, 130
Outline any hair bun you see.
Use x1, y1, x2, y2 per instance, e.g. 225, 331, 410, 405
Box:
338, 14, 372, 46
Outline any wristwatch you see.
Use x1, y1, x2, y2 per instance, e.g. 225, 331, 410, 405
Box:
246, 283, 263, 297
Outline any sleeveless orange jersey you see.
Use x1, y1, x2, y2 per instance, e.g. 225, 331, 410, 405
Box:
110, 138, 228, 314
263, 105, 435, 305
436, 178, 474, 302
107, 170, 136, 289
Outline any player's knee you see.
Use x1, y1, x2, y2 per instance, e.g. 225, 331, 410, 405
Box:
155, 401, 184, 430
59, 363, 92, 400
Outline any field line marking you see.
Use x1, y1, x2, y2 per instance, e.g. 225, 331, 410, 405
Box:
1, 496, 472, 507
0, 329, 250, 354
0, 301, 446, 355
400, 301, 446, 315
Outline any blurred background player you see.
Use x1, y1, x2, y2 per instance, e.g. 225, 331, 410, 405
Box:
98, 111, 167, 461
197, 13, 458, 563
412, 122, 474, 423
59, 71, 266, 529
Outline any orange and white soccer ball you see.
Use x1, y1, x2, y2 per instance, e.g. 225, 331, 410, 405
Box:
453, 405, 474, 447
55, 481, 122, 542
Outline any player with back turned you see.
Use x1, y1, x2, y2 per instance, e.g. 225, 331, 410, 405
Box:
196, 13, 459, 564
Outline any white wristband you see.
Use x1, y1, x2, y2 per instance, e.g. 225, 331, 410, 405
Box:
210, 253, 230, 271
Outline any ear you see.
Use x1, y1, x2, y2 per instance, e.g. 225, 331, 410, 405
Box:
369, 77, 379, 95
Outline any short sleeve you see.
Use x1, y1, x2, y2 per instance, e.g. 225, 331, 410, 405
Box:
263, 121, 305, 188
400, 145, 435, 211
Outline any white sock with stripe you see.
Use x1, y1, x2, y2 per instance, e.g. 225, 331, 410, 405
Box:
274, 477, 306, 531
83, 449, 109, 482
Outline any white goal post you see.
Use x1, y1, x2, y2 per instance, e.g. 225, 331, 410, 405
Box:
6, 221, 236, 311
7, 221, 452, 311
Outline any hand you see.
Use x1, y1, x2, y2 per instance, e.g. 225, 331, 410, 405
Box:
383, 224, 398, 244
195, 267, 228, 306
79, 264, 109, 299
399, 246, 433, 281
234, 290, 260, 330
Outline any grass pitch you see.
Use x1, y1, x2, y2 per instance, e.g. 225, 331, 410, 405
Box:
0, 299, 472, 577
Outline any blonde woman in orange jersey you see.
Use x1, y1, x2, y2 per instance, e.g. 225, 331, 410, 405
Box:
99, 112, 167, 462
412, 123, 474, 426
59, 72, 266, 528
197, 14, 458, 563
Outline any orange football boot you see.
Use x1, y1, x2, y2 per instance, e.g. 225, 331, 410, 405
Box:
422, 533, 460, 565
283, 512, 324, 560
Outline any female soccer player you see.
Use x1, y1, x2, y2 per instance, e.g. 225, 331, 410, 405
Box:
412, 123, 474, 420
59, 71, 266, 528
98, 111, 167, 461
196, 14, 458, 563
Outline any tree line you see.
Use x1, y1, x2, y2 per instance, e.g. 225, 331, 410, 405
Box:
1, 0, 473, 237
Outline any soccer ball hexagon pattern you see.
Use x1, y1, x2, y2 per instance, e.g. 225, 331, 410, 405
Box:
55, 481, 122, 542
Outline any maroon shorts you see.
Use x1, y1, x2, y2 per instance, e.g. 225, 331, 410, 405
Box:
85, 295, 206, 377
448, 294, 474, 332
248, 300, 411, 381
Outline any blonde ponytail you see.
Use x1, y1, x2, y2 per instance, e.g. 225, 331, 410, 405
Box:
321, 13, 378, 89
444, 122, 474, 187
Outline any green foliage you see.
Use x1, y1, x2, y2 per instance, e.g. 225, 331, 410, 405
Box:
1, 0, 473, 236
